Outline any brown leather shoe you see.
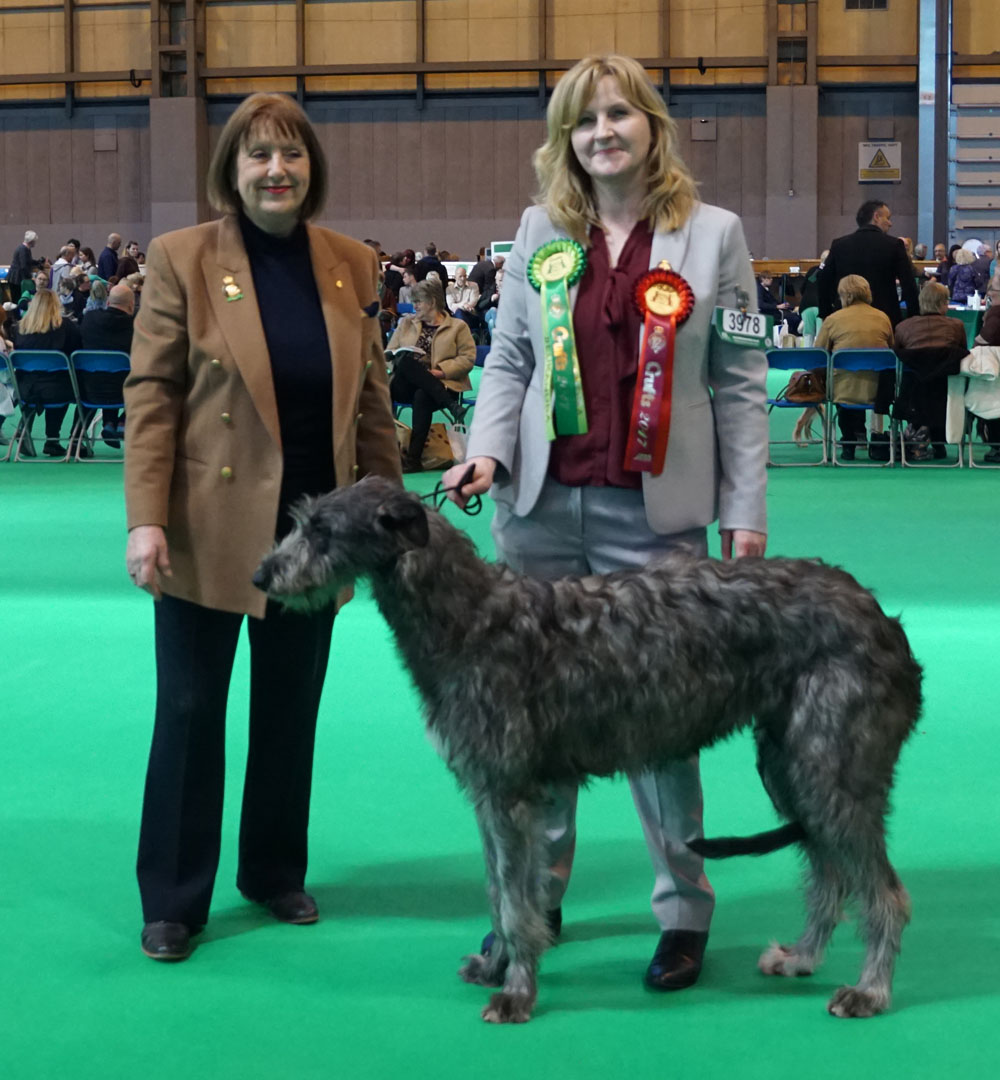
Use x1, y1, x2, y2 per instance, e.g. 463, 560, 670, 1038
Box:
141, 921, 193, 961
259, 891, 319, 925
644, 929, 707, 991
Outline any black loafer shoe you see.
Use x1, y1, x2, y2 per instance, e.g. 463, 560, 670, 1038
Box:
481, 906, 562, 956
258, 890, 319, 925
141, 921, 193, 961
43, 440, 67, 458
644, 929, 708, 991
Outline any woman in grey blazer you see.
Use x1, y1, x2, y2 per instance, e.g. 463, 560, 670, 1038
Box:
444, 54, 768, 991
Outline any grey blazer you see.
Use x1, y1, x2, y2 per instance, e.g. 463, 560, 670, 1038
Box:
466, 203, 768, 536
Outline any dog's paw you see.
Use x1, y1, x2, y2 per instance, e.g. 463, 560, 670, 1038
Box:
827, 985, 889, 1018
481, 991, 534, 1024
459, 953, 506, 987
758, 943, 815, 977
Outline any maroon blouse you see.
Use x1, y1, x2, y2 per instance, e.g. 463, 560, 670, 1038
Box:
547, 220, 653, 490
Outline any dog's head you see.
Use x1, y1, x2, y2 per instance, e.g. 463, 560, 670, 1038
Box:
253, 475, 429, 610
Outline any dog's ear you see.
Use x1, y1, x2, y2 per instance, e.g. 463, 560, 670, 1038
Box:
377, 494, 430, 548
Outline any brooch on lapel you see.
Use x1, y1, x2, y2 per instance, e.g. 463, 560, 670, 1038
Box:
223, 275, 243, 302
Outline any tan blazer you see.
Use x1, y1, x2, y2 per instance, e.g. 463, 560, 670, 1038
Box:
124, 214, 402, 618
387, 313, 475, 392
815, 303, 894, 353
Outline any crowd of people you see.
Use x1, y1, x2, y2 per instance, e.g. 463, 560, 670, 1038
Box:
754, 200, 1000, 461
1, 231, 143, 452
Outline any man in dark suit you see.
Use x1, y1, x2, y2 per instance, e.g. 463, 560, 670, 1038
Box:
80, 282, 135, 445
819, 200, 919, 326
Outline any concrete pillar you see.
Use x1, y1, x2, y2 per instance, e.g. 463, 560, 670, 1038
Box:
149, 97, 209, 239
764, 85, 818, 257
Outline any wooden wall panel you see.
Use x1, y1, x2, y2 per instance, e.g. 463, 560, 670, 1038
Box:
348, 108, 375, 220
954, 0, 1000, 55
444, 107, 472, 221
816, 90, 919, 249
4, 118, 30, 228
370, 107, 401, 224
816, 0, 918, 56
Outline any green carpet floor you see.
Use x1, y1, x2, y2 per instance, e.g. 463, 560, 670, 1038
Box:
2, 404, 999, 1078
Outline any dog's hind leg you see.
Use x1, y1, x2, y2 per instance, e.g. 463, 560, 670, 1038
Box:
759, 850, 847, 977
474, 795, 551, 1024
827, 850, 910, 1019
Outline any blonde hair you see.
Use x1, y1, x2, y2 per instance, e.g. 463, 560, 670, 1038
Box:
918, 281, 950, 315
206, 93, 328, 220
533, 54, 698, 244
411, 279, 448, 314
954, 248, 975, 266
837, 275, 872, 307
20, 288, 63, 335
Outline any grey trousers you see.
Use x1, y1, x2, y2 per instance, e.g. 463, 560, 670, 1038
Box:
491, 478, 716, 933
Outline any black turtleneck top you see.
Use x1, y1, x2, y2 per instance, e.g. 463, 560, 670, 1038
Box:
238, 212, 335, 533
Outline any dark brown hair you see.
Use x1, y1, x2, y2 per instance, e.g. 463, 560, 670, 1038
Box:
206, 93, 328, 221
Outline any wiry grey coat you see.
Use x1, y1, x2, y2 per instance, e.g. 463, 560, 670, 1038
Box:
255, 476, 921, 1025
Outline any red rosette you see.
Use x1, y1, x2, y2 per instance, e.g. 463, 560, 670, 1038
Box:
633, 269, 695, 326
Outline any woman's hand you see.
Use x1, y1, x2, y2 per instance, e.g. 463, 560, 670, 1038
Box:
720, 528, 767, 560
429, 367, 445, 378
126, 525, 172, 599
442, 456, 497, 508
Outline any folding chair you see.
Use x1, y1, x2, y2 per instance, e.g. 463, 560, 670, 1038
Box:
965, 411, 1000, 468
69, 350, 131, 462
765, 347, 829, 466
4, 350, 80, 462
827, 348, 898, 467
396, 303, 415, 315
893, 347, 965, 468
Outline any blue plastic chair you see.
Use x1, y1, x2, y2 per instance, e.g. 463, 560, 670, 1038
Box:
69, 350, 131, 462
396, 303, 415, 315
766, 347, 829, 466
5, 350, 80, 462
826, 348, 898, 467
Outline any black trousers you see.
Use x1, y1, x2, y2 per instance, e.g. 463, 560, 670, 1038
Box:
390, 351, 458, 461
137, 593, 335, 928
836, 405, 868, 443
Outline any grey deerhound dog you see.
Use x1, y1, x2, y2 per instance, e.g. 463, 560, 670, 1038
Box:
254, 475, 920, 1025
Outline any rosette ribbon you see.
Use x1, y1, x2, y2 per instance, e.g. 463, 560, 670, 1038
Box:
624, 267, 695, 475
527, 240, 588, 438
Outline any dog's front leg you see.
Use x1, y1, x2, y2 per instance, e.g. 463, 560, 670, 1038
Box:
476, 796, 550, 1024
458, 798, 508, 988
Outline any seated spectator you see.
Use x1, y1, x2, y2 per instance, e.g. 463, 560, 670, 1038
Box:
469, 248, 496, 299
446, 266, 481, 330
383, 252, 405, 301
757, 273, 801, 335
797, 251, 827, 341
64, 267, 91, 321
80, 282, 135, 446
971, 243, 993, 295
11, 288, 84, 457
948, 249, 977, 304
385, 279, 474, 473
971, 305, 1000, 461
84, 279, 109, 315
893, 281, 969, 460
398, 267, 417, 305
18, 267, 50, 318
79, 247, 97, 274
483, 265, 505, 339
913, 243, 927, 261
815, 274, 893, 459
990, 240, 1000, 283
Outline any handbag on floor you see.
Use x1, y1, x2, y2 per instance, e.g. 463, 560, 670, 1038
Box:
395, 418, 455, 469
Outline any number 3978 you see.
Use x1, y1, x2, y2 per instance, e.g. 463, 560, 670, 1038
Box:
724, 310, 764, 335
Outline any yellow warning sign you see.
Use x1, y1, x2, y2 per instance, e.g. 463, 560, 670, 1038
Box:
858, 141, 901, 182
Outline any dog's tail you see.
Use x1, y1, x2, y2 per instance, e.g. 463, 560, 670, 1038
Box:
688, 822, 806, 859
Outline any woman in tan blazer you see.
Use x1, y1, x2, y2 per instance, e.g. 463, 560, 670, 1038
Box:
386, 278, 475, 471
124, 93, 400, 962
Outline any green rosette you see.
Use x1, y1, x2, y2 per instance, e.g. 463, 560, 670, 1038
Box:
528, 240, 588, 438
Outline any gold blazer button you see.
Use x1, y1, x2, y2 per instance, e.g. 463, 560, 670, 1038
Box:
220, 412, 232, 424
352, 464, 359, 474
355, 413, 363, 423
210, 358, 222, 369
220, 466, 233, 480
